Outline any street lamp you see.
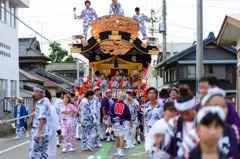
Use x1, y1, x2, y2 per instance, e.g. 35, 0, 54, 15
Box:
82, 77, 89, 88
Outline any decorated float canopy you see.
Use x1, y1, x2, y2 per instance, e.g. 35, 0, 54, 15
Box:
69, 15, 161, 67
69, 15, 160, 91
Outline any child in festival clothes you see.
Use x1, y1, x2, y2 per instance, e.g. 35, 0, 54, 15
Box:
119, 74, 131, 89
79, 90, 96, 151
101, 89, 116, 141
180, 106, 228, 159
148, 125, 168, 159
96, 73, 108, 89
124, 90, 139, 149
108, 92, 132, 157
92, 71, 100, 87
115, 70, 122, 82
145, 101, 177, 155
177, 87, 240, 159
59, 94, 77, 153
161, 85, 196, 158
14, 97, 29, 139
108, 75, 119, 89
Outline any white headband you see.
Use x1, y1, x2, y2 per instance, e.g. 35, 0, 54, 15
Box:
153, 125, 167, 135
174, 97, 195, 111
197, 106, 225, 124
201, 87, 226, 106
34, 87, 45, 94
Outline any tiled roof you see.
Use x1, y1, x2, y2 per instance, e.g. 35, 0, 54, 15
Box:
178, 59, 237, 64
46, 63, 84, 71
19, 69, 44, 83
156, 32, 237, 67
19, 38, 53, 61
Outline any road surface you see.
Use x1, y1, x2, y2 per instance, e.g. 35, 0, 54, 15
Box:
0, 132, 149, 159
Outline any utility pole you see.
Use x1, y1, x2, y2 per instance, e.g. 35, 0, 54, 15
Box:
162, 0, 167, 60
77, 59, 80, 80
196, 0, 203, 100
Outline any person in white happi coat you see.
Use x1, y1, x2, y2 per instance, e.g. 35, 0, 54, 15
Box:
144, 87, 164, 134
45, 90, 64, 159
124, 90, 139, 149
78, 0, 98, 41
29, 85, 50, 159
79, 90, 97, 151
109, 0, 124, 16
132, 7, 151, 40
52, 91, 63, 147
91, 86, 103, 148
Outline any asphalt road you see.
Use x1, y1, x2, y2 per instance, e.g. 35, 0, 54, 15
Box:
0, 132, 149, 159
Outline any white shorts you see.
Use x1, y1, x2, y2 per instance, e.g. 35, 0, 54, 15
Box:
114, 130, 126, 137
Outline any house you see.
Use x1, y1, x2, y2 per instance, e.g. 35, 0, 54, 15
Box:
46, 63, 85, 81
19, 37, 53, 71
155, 32, 237, 100
19, 37, 75, 98
147, 42, 192, 88
216, 14, 240, 115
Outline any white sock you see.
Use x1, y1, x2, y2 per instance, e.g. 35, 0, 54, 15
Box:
117, 148, 120, 154
119, 149, 123, 154
107, 136, 110, 140
137, 136, 140, 141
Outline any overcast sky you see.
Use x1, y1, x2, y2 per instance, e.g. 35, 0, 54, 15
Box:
18, 0, 240, 56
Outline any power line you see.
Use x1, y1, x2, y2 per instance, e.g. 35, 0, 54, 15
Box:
0, 5, 52, 43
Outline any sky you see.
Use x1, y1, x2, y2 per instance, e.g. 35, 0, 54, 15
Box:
18, 0, 240, 56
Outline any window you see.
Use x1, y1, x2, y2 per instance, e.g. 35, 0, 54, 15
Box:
11, 80, 17, 97
204, 65, 213, 75
179, 65, 196, 79
0, 0, 6, 22
170, 69, 176, 81
0, 79, 7, 99
9, 3, 16, 27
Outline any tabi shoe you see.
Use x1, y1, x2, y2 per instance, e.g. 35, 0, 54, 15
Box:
94, 144, 102, 148
106, 136, 110, 142
110, 134, 115, 141
118, 149, 125, 157
25, 132, 29, 138
14, 136, 20, 140
62, 148, 66, 153
87, 146, 93, 151
57, 142, 61, 147
69, 148, 75, 152
124, 146, 131, 149
82, 148, 88, 151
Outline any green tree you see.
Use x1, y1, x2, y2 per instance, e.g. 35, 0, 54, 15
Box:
63, 54, 77, 63
49, 41, 68, 63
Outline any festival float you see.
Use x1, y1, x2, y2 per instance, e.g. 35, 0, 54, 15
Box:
69, 14, 160, 98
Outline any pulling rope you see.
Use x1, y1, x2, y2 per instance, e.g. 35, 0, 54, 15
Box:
0, 113, 74, 125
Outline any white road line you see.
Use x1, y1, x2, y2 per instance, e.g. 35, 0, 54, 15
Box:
87, 156, 94, 159
0, 141, 29, 154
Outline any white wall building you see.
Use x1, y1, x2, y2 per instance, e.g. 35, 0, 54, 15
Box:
0, 0, 29, 99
